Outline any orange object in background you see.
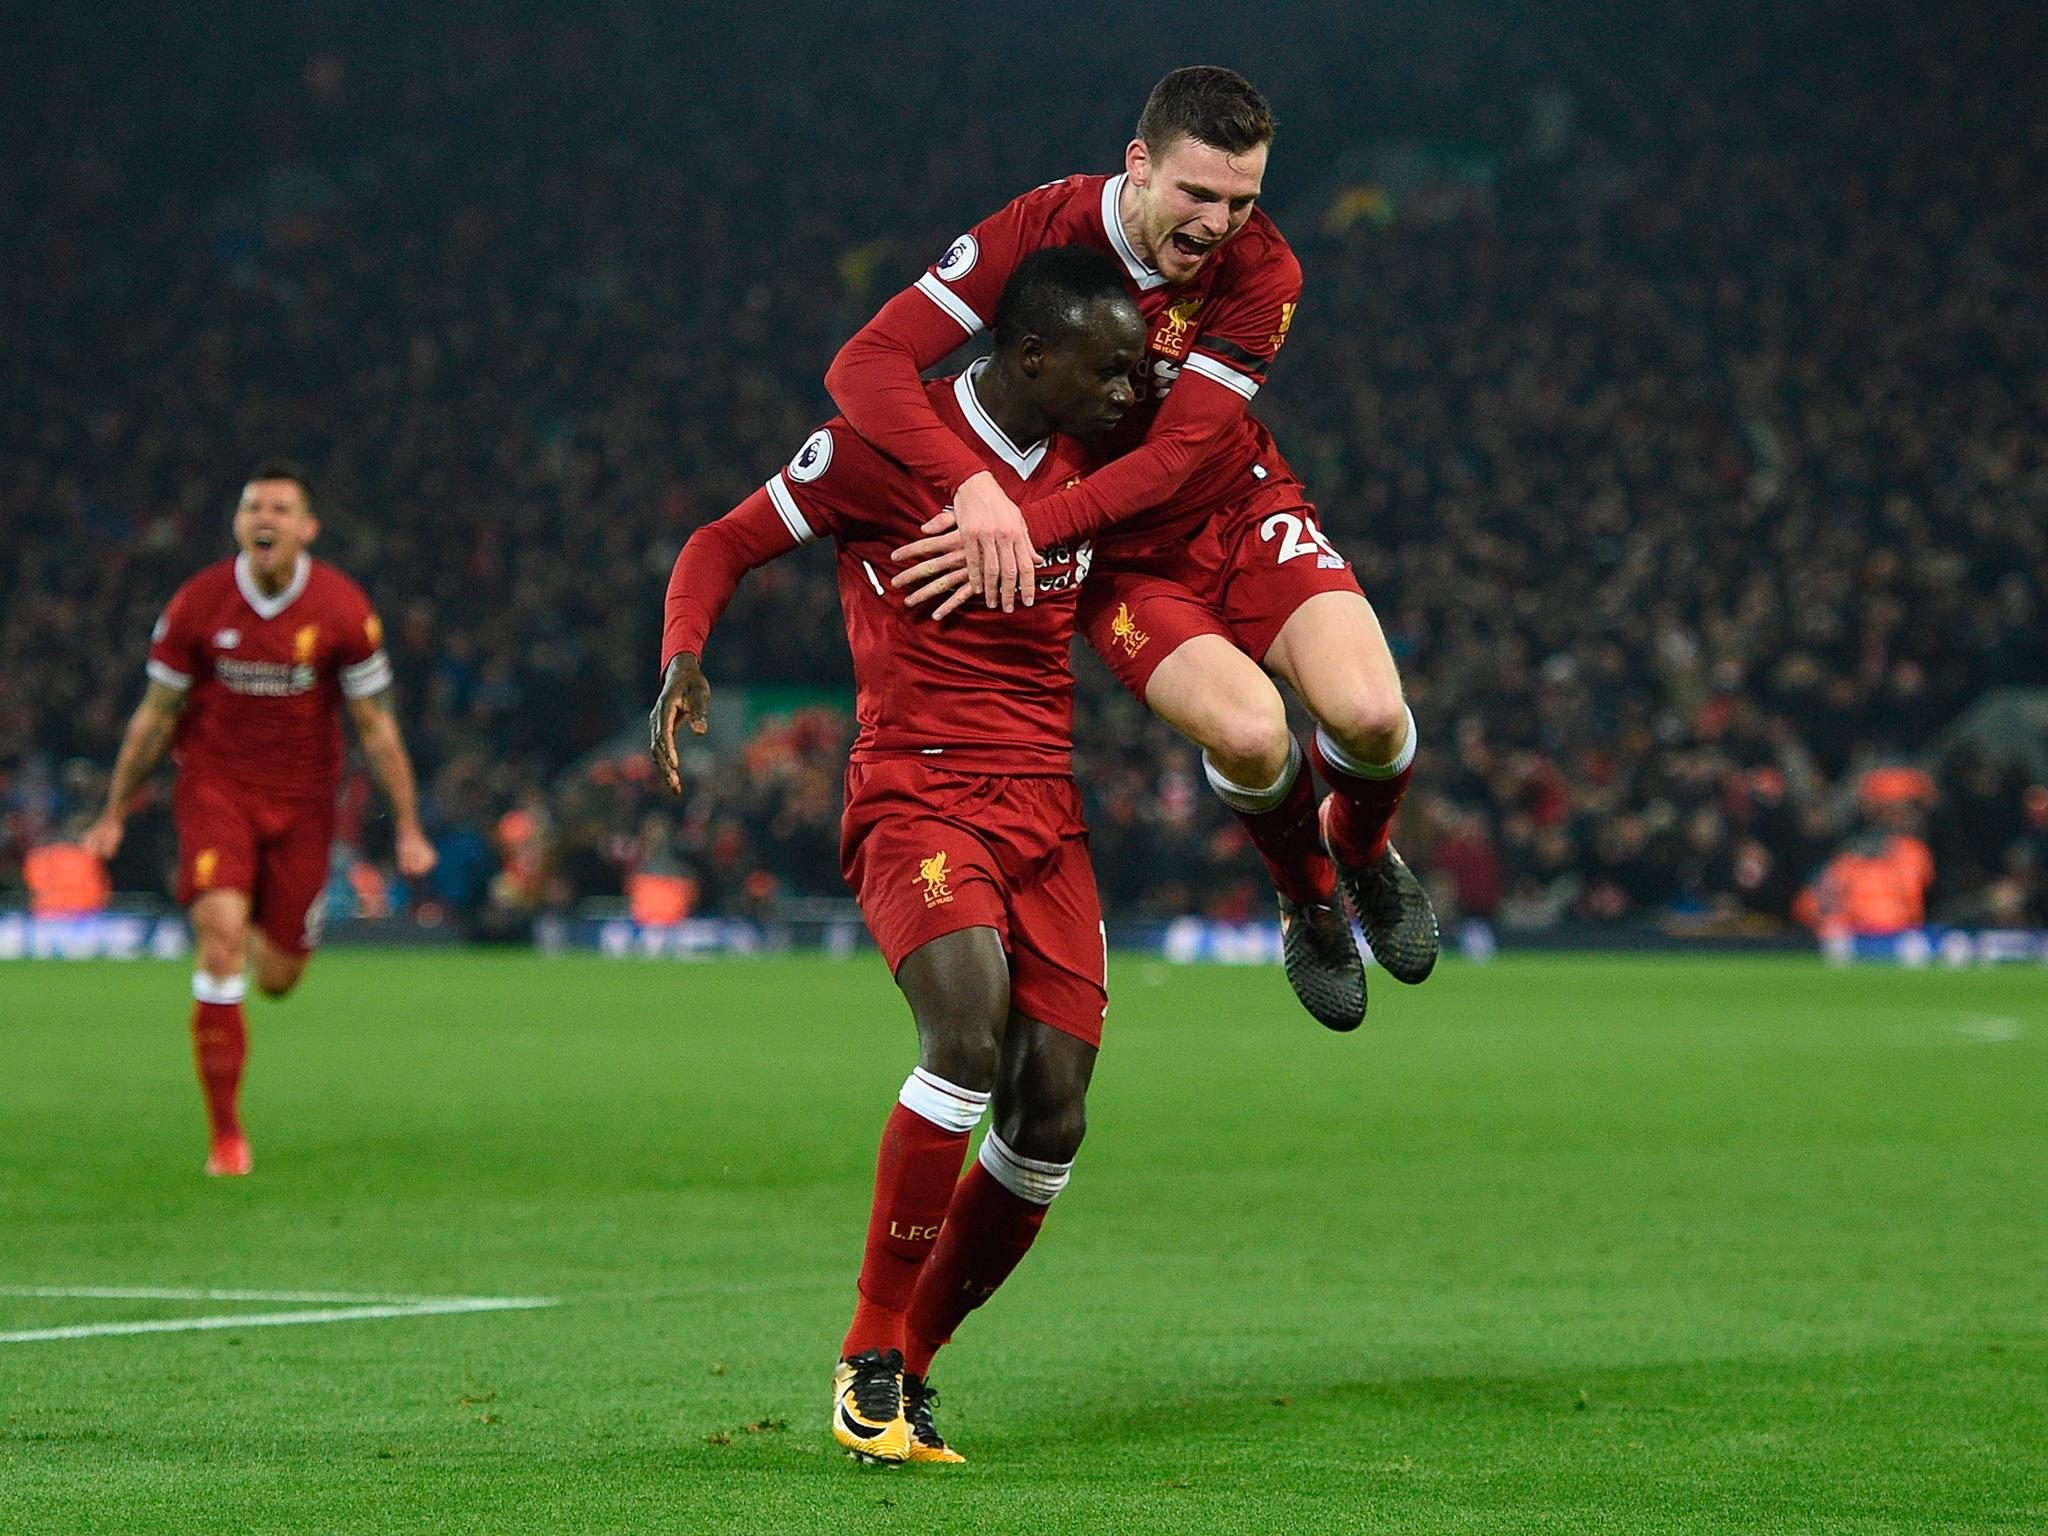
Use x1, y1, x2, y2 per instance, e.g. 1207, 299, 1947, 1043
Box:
1795, 834, 1935, 936
1858, 766, 1937, 811
24, 842, 112, 915
628, 870, 697, 925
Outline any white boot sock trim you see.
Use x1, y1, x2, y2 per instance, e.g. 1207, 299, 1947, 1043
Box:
1317, 704, 1416, 780
192, 971, 248, 1005
898, 1068, 991, 1134
1202, 736, 1302, 814
978, 1130, 1072, 1205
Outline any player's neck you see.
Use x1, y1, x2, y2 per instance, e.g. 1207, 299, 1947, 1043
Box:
240, 550, 302, 597
1115, 177, 1160, 273
968, 362, 1051, 453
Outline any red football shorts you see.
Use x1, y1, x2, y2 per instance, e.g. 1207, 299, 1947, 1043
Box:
840, 759, 1107, 1047
1079, 456, 1365, 700
173, 772, 335, 956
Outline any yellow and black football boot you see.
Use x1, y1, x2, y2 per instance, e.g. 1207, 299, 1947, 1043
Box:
831, 1347, 909, 1465
901, 1374, 965, 1464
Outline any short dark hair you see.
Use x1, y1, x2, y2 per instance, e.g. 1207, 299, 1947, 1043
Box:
1136, 66, 1275, 156
245, 458, 312, 507
992, 246, 1135, 351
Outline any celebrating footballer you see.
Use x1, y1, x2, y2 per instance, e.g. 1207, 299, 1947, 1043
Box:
84, 463, 435, 1177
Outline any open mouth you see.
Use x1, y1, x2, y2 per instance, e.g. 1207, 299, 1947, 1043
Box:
252, 530, 277, 550
1169, 232, 1216, 261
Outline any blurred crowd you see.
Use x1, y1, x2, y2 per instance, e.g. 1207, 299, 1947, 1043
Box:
3, 0, 2043, 933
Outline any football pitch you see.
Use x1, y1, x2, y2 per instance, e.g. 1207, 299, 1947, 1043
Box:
2, 952, 2041, 1534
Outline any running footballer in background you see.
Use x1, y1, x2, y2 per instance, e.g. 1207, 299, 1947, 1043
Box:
652, 249, 1143, 1466
828, 65, 1440, 1031
84, 462, 435, 1177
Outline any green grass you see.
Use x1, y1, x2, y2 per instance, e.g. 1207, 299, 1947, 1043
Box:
2, 952, 2043, 1534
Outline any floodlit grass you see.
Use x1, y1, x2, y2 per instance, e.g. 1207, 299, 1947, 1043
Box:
2, 952, 2042, 1533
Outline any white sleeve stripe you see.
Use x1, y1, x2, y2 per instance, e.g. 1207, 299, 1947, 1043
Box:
765, 475, 815, 544
1181, 350, 1260, 399
145, 659, 191, 691
340, 650, 394, 699
914, 272, 986, 336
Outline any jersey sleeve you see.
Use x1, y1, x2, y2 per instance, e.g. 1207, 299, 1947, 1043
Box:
332, 582, 394, 700
144, 582, 205, 693
824, 178, 1077, 500
1018, 371, 1251, 547
659, 427, 853, 673
905, 180, 1075, 338
1180, 233, 1302, 402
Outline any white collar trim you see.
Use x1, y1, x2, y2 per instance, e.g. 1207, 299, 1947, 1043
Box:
235, 552, 311, 620
954, 360, 1048, 478
1102, 173, 1168, 290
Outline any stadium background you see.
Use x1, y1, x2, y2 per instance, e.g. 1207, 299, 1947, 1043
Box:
3, 0, 2043, 945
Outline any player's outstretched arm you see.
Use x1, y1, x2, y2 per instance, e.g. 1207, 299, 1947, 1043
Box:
649, 653, 711, 796
649, 478, 822, 794
829, 287, 1038, 613
345, 691, 437, 879
83, 681, 185, 861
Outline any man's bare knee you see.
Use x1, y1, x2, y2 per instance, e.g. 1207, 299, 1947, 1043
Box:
1318, 688, 1409, 766
1207, 692, 1291, 785
897, 929, 1011, 1093
253, 967, 303, 1000
190, 907, 248, 981
249, 936, 308, 998
999, 1100, 1087, 1164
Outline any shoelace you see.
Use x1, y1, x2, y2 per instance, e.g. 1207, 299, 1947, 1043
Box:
904, 1381, 944, 1445
1358, 861, 1405, 922
847, 1357, 902, 1421
1290, 898, 1349, 946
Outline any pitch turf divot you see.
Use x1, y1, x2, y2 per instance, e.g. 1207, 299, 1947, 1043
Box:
0, 1286, 558, 1344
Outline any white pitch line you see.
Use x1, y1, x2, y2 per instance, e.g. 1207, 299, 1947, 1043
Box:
0, 1292, 558, 1345
1, 1286, 453, 1305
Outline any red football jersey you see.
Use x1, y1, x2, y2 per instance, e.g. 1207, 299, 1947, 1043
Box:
662, 367, 1095, 774
146, 554, 390, 801
835, 172, 1301, 551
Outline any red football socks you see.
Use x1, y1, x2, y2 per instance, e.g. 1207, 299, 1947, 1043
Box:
1204, 744, 1337, 906
191, 997, 247, 1141
1234, 756, 1338, 906
903, 1162, 1051, 1378
840, 1099, 976, 1360
1312, 721, 1415, 868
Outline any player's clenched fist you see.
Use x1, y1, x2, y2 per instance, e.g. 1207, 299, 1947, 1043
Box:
81, 812, 125, 862
394, 822, 438, 880
649, 652, 711, 795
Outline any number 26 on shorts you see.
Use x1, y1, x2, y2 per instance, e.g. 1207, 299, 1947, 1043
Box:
1259, 510, 1343, 567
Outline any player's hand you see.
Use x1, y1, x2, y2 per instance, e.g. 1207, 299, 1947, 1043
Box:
81, 812, 124, 862
649, 652, 711, 795
953, 472, 1038, 614
395, 822, 438, 880
890, 511, 978, 619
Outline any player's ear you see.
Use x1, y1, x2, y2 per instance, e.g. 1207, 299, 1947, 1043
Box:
1018, 336, 1046, 379
301, 512, 320, 547
1125, 138, 1150, 188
